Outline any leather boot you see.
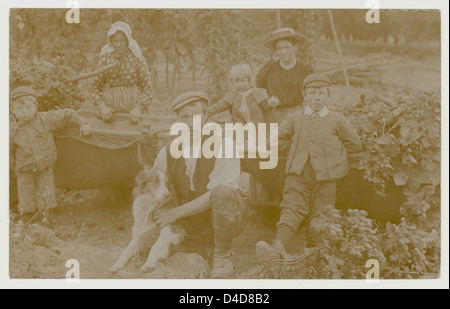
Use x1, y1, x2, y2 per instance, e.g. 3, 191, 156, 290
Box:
210, 255, 234, 279
255, 239, 288, 262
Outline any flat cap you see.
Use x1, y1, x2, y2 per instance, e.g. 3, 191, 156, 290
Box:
302, 73, 331, 89
10, 86, 37, 101
171, 91, 209, 112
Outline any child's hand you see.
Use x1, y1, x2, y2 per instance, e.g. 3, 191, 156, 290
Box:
268, 96, 280, 109
80, 124, 92, 136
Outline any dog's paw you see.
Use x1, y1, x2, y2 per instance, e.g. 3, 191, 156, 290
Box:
110, 264, 123, 273
141, 258, 159, 273
140, 264, 154, 273
110, 267, 119, 273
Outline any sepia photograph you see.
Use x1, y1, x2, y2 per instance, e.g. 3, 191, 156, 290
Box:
4, 4, 447, 286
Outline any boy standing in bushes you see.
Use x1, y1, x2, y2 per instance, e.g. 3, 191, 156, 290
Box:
256, 73, 362, 261
10, 86, 92, 215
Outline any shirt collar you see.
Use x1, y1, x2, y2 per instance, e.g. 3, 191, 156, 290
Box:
239, 88, 253, 97
304, 105, 329, 118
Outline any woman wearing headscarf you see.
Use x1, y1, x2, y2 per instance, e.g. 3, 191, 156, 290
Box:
91, 21, 154, 122
255, 28, 313, 124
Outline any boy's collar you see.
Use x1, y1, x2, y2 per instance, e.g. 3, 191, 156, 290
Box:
304, 105, 329, 118
239, 88, 253, 96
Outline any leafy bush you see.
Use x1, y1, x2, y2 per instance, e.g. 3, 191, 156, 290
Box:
381, 220, 440, 278
306, 89, 443, 279
310, 207, 439, 279
10, 57, 87, 111
312, 207, 386, 279
343, 90, 441, 225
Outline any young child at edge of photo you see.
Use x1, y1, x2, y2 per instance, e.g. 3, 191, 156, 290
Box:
255, 73, 363, 261
10, 86, 92, 216
206, 63, 269, 125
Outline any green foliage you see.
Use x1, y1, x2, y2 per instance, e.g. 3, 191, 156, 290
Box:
311, 207, 440, 279
312, 207, 386, 279
10, 57, 86, 111
343, 90, 441, 225
194, 10, 243, 101
381, 220, 440, 278
252, 205, 440, 279
282, 10, 323, 67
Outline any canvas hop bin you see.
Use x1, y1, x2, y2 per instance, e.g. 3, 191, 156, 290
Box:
52, 107, 175, 189
11, 105, 404, 222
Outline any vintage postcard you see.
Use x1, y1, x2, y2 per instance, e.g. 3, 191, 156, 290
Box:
2, 1, 448, 289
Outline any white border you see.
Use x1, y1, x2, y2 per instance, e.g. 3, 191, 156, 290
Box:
1, 0, 448, 289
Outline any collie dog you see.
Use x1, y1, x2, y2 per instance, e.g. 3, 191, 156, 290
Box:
110, 168, 186, 273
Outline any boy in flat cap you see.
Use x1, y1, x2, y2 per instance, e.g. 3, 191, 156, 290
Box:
151, 91, 247, 279
256, 74, 362, 261
10, 86, 92, 215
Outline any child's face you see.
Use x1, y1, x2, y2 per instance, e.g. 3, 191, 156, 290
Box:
12, 96, 38, 122
231, 75, 252, 92
303, 86, 329, 112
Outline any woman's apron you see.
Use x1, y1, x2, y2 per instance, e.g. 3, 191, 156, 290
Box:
103, 86, 140, 113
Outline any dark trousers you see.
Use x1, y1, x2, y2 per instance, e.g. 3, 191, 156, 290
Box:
278, 160, 336, 244
210, 185, 247, 257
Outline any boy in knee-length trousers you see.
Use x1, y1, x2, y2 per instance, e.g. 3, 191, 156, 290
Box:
256, 73, 362, 261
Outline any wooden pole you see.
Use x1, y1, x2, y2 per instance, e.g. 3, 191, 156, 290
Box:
327, 10, 350, 88
272, 10, 282, 61
165, 51, 170, 88
275, 10, 282, 29
192, 60, 196, 88
238, 35, 241, 60
177, 51, 180, 91
63, 62, 118, 83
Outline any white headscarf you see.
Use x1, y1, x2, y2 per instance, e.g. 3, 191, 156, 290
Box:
99, 21, 143, 58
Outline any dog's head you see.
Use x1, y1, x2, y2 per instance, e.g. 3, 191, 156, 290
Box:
133, 167, 171, 203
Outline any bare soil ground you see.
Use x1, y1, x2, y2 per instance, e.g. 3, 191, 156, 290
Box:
10, 189, 307, 279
